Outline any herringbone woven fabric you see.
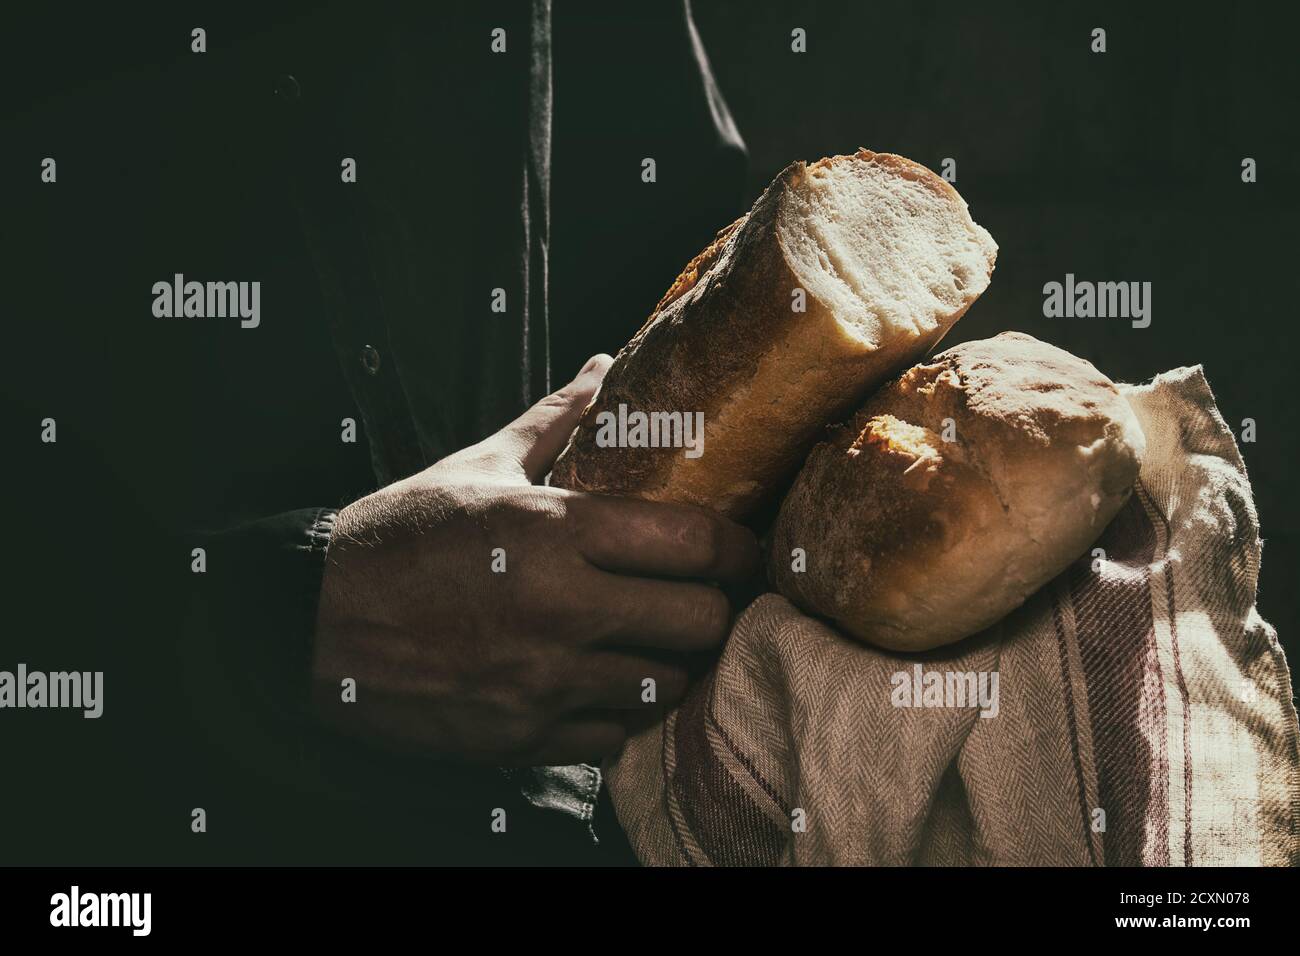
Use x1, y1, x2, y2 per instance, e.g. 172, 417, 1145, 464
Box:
606, 366, 1300, 866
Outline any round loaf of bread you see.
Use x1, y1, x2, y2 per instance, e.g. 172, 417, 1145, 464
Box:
768, 332, 1145, 651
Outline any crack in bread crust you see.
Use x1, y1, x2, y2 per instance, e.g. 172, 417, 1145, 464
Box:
652, 217, 745, 318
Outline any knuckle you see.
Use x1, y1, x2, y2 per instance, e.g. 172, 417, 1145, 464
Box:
438, 431, 528, 479
573, 600, 616, 645
519, 486, 570, 523
518, 568, 588, 632
526, 654, 574, 710
680, 510, 726, 572
557, 491, 594, 547
446, 444, 508, 476
688, 587, 731, 641
482, 488, 567, 544
537, 388, 573, 410
466, 451, 514, 479
532, 389, 582, 419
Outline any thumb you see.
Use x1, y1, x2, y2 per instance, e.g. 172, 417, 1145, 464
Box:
487, 354, 613, 482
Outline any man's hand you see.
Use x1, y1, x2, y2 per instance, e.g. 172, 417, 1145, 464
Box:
312, 355, 760, 766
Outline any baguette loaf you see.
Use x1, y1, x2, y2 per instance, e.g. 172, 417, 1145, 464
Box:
769, 332, 1146, 651
550, 149, 998, 518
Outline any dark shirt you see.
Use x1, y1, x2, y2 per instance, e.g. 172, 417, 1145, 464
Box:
7, 0, 745, 864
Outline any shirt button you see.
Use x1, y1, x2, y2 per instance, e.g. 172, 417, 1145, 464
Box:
359, 345, 382, 376
273, 74, 301, 103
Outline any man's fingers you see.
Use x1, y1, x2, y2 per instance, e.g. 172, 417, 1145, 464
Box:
568, 495, 761, 584
482, 354, 612, 483
587, 574, 733, 652
565, 652, 691, 710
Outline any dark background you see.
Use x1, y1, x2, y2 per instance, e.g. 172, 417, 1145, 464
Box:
3, 1, 1297, 865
